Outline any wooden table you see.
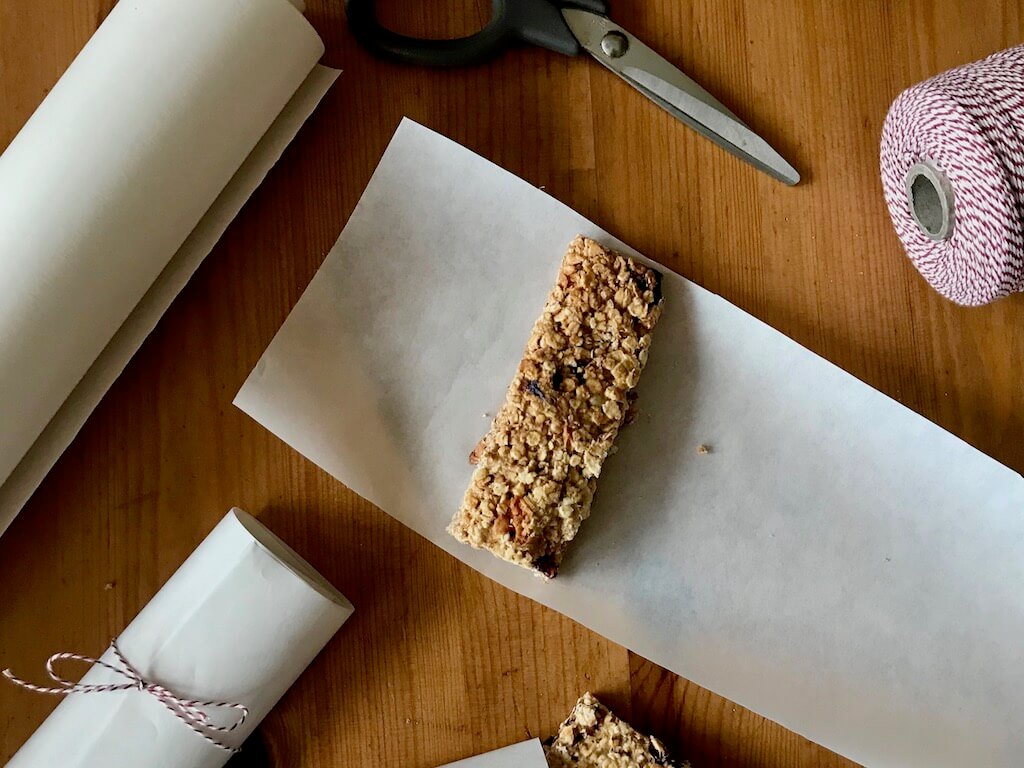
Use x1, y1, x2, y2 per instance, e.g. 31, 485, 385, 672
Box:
2, 1, 1022, 765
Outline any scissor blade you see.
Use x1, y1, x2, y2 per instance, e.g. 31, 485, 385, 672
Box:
562, 9, 800, 186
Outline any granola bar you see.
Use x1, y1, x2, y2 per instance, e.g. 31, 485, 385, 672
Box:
544, 693, 690, 768
448, 236, 663, 577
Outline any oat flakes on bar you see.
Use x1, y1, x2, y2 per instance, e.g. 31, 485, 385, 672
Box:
544, 692, 690, 768
447, 236, 664, 577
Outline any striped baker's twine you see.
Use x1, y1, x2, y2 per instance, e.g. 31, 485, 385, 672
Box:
881, 44, 1024, 306
3, 639, 249, 753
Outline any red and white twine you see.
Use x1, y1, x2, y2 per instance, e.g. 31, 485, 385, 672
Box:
3, 639, 249, 753
881, 44, 1024, 306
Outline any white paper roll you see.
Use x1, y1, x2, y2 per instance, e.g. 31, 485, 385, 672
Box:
7, 508, 354, 767
0, 0, 334, 534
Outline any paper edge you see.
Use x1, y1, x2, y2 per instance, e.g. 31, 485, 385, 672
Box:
0, 65, 340, 538
438, 739, 547, 768
229, 507, 354, 612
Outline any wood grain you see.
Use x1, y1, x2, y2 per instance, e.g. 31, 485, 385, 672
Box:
1, 1, 1022, 766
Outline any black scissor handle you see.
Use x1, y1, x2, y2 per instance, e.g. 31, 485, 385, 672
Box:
345, 0, 609, 68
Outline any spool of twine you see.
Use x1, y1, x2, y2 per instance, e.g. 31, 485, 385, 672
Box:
881, 45, 1024, 306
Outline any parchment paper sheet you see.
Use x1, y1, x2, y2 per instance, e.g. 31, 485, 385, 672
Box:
439, 739, 548, 768
236, 119, 1024, 767
0, 0, 336, 534
8, 508, 353, 767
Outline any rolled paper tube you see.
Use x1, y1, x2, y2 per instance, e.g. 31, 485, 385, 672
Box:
6, 509, 353, 767
0, 0, 333, 533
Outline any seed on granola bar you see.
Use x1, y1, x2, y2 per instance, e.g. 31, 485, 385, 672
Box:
468, 437, 487, 465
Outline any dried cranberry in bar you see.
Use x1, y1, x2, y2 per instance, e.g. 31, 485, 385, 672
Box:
447, 236, 664, 577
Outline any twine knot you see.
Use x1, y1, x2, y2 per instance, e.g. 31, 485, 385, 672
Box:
3, 639, 248, 753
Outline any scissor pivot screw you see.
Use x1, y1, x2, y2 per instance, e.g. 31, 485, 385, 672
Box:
600, 31, 629, 58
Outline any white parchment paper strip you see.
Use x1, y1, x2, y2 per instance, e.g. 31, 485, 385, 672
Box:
235, 119, 1024, 767
0, 0, 336, 534
439, 739, 548, 768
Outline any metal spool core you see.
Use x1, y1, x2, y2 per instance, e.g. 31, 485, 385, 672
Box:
905, 161, 955, 241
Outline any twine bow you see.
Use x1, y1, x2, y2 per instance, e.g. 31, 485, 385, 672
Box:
3, 639, 248, 753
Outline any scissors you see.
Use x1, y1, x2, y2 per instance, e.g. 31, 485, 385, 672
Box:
345, 0, 800, 185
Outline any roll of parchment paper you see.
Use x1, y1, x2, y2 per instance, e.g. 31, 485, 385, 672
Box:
0, 0, 337, 533
7, 508, 353, 767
